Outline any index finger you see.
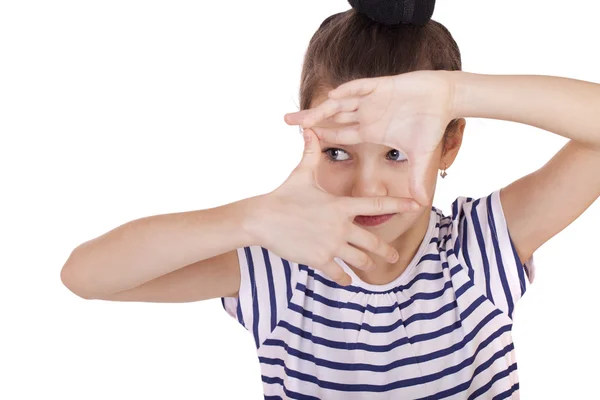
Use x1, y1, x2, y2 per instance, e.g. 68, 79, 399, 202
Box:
285, 97, 359, 128
341, 196, 420, 216
328, 78, 380, 99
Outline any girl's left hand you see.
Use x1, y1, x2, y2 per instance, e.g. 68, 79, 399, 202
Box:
284, 70, 457, 206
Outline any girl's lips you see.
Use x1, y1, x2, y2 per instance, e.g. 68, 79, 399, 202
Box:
354, 214, 396, 227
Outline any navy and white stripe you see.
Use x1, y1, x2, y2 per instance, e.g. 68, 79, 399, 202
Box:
222, 190, 534, 399
451, 190, 534, 319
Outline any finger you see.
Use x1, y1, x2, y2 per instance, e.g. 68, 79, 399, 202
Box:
284, 109, 311, 126
347, 226, 399, 264
299, 128, 321, 170
338, 244, 375, 271
328, 78, 379, 99
342, 196, 420, 216
320, 260, 353, 286
408, 152, 435, 207
313, 125, 362, 145
332, 111, 358, 125
301, 97, 360, 128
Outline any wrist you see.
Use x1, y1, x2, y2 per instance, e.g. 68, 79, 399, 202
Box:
448, 70, 476, 120
237, 194, 272, 248
449, 71, 503, 121
446, 70, 464, 120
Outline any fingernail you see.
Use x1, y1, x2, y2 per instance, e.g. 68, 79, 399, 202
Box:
411, 202, 420, 211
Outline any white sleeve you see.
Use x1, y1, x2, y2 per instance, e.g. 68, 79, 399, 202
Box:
450, 190, 535, 319
221, 246, 298, 349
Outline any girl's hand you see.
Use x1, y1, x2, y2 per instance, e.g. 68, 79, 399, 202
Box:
284, 70, 457, 206
246, 129, 419, 286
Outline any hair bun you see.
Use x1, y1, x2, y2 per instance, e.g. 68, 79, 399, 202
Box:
347, 0, 436, 26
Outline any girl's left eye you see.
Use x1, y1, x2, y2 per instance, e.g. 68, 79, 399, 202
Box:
387, 149, 408, 162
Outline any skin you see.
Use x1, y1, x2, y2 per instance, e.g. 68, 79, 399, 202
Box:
290, 71, 600, 271
310, 91, 467, 284
63, 72, 600, 303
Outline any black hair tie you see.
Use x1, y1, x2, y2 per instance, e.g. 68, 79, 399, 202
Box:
347, 0, 436, 25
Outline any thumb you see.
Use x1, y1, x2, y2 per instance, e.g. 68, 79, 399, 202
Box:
300, 128, 321, 170
409, 153, 433, 207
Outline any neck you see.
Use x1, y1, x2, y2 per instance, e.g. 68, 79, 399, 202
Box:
353, 209, 431, 285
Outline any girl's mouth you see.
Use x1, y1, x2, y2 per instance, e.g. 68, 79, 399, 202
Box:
354, 214, 396, 227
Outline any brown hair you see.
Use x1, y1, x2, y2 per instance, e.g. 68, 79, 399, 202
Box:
300, 9, 462, 144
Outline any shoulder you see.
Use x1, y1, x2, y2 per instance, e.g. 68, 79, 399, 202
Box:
437, 190, 512, 260
447, 191, 505, 231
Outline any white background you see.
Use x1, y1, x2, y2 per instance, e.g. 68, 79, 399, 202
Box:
1, 0, 599, 398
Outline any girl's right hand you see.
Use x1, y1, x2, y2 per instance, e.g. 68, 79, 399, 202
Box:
245, 129, 419, 286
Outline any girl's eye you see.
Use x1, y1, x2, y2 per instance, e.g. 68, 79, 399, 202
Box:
323, 148, 350, 162
386, 149, 408, 162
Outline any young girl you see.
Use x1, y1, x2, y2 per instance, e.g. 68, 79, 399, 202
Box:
60, 2, 600, 399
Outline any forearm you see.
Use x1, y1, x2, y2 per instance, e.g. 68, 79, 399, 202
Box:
61, 197, 260, 296
450, 72, 600, 150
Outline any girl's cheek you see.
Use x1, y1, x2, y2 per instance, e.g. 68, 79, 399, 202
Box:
382, 172, 411, 198
317, 168, 353, 196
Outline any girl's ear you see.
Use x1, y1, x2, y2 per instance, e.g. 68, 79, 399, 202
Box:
440, 118, 466, 169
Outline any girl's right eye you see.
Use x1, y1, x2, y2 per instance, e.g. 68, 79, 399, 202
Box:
323, 148, 350, 162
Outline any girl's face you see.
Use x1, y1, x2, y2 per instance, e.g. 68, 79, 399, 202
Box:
309, 92, 463, 243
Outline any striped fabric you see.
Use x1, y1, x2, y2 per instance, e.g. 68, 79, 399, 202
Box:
221, 190, 535, 399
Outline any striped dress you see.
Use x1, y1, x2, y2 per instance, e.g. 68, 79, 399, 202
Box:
222, 190, 535, 399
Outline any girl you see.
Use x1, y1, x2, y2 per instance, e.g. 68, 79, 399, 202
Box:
60, 1, 600, 399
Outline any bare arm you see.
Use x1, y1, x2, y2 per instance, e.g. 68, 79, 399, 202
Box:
61, 130, 416, 302
83, 250, 240, 302
452, 72, 600, 262
60, 197, 259, 301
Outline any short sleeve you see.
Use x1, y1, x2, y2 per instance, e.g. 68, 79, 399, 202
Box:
221, 246, 298, 349
450, 190, 535, 319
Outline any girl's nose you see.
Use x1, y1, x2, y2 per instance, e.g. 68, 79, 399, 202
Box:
351, 169, 389, 198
